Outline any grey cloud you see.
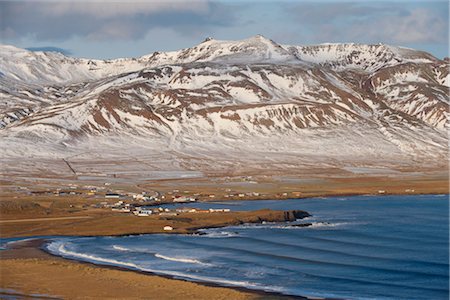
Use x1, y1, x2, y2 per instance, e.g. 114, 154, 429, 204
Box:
0, 1, 236, 41
348, 8, 448, 44
289, 2, 394, 25
26, 46, 73, 55
286, 2, 448, 45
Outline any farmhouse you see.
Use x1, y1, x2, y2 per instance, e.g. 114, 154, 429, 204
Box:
105, 193, 121, 199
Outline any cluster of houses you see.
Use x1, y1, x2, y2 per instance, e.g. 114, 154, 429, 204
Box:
224, 191, 260, 198
19, 184, 302, 205
108, 200, 230, 217
21, 184, 107, 197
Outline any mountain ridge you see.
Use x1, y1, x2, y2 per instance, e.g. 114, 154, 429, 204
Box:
1, 35, 442, 85
0, 36, 448, 177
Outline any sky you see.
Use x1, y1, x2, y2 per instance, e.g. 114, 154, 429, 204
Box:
1, 0, 448, 59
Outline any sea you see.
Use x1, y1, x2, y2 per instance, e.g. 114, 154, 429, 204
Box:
3, 194, 449, 299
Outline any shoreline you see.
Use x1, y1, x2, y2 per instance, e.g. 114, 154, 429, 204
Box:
0, 239, 266, 299
1, 193, 447, 239
2, 236, 316, 300
182, 191, 449, 203
38, 240, 309, 300
2, 193, 446, 299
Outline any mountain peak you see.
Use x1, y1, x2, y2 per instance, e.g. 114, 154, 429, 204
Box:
251, 34, 268, 40
0, 37, 447, 172
0, 38, 443, 86
202, 37, 215, 43
245, 34, 276, 44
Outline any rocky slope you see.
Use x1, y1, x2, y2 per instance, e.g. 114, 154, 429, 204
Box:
0, 36, 448, 177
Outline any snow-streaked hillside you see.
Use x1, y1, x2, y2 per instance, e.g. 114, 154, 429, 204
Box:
0, 36, 298, 85
286, 43, 438, 72
0, 36, 448, 175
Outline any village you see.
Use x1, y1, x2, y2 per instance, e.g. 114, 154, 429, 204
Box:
12, 176, 306, 202
8, 179, 291, 223
6, 174, 408, 228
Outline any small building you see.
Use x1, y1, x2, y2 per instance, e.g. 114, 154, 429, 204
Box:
176, 208, 193, 213
112, 207, 131, 212
105, 193, 121, 199
163, 226, 174, 231
136, 210, 152, 216
209, 208, 231, 213
173, 196, 196, 203
193, 209, 210, 213
133, 194, 145, 200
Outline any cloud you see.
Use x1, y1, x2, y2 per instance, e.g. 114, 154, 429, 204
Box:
25, 46, 73, 55
0, 0, 235, 41
43, 1, 209, 18
286, 2, 448, 45
349, 8, 448, 44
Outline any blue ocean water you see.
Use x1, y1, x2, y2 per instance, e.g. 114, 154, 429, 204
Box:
6, 195, 449, 299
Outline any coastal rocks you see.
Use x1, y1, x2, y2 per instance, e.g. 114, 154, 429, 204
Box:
188, 209, 312, 234
236, 209, 311, 225
290, 223, 313, 228
283, 210, 311, 221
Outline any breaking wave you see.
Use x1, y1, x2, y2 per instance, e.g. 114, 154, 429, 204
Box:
224, 221, 352, 230
308, 222, 351, 228
154, 253, 212, 266
112, 245, 130, 251
45, 241, 282, 293
198, 230, 239, 238
49, 241, 140, 269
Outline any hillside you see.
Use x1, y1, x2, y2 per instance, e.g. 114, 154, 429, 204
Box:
0, 36, 448, 180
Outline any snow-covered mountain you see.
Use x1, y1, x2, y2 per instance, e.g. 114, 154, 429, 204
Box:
1, 36, 448, 175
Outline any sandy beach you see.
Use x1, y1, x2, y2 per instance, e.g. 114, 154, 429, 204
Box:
1, 239, 297, 300
0, 209, 308, 299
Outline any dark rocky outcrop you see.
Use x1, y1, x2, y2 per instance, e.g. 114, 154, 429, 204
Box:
283, 210, 311, 221
290, 223, 314, 228
208, 209, 311, 227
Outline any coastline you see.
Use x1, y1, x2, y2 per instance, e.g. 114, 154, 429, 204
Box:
1, 193, 447, 299
1, 236, 309, 299
0, 209, 314, 298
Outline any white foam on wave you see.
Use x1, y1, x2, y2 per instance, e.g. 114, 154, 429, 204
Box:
111, 245, 155, 254
112, 245, 131, 251
48, 241, 140, 269
230, 221, 352, 230
5, 237, 38, 247
154, 253, 212, 266
112, 244, 212, 266
201, 231, 239, 238
160, 268, 284, 293
46, 240, 284, 294
309, 222, 340, 228
287, 221, 352, 229
1, 237, 42, 250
